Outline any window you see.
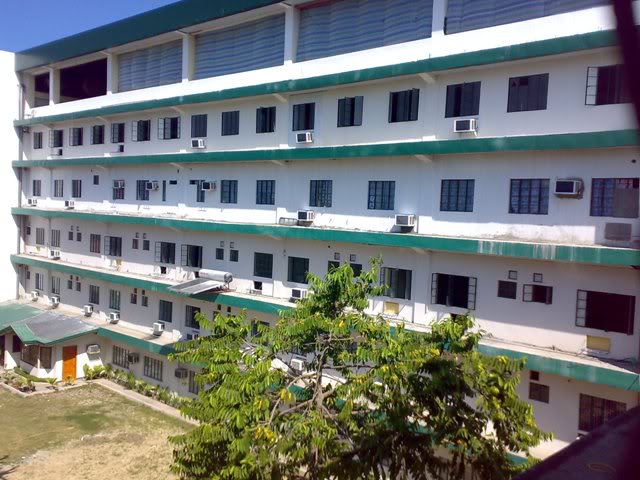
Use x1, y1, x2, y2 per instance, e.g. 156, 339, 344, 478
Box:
254, 252, 273, 278
309, 180, 332, 208
67, 275, 73, 290
89, 234, 101, 254
68, 229, 74, 241
181, 244, 203, 268
368, 181, 395, 210
221, 111, 240, 136
509, 179, 549, 215
76, 229, 82, 242
497, 281, 517, 300
529, 382, 550, 403
93, 175, 100, 185
579, 394, 626, 432
292, 102, 315, 131
440, 179, 474, 212
158, 116, 180, 140
112, 180, 125, 200
380, 267, 412, 300
71, 179, 82, 198
143, 356, 163, 381
12, 336, 22, 353
136, 180, 150, 201
256, 180, 275, 205
89, 284, 100, 305
230, 249, 239, 262
188, 370, 199, 395
576, 290, 635, 335
112, 345, 129, 368
35, 272, 44, 291
32, 179, 41, 197
508, 74, 549, 112
111, 123, 125, 143
256, 106, 276, 133
185, 305, 200, 329
143, 239, 150, 251
132, 120, 151, 142
337, 96, 363, 127
104, 236, 122, 257
50, 276, 60, 295
35, 227, 45, 245
287, 256, 309, 284
590, 178, 639, 218
21, 344, 39, 367
159, 300, 173, 323
91, 125, 105, 144
191, 114, 207, 138
69, 127, 83, 146
523, 284, 553, 305
132, 238, 139, 249
431, 273, 477, 310
445, 82, 480, 118
388, 89, 420, 123
53, 179, 64, 198
33, 132, 43, 149
141, 290, 148, 307
130, 288, 138, 305
155, 242, 176, 264
75, 276, 81, 292
586, 65, 630, 106
215, 247, 224, 260
50, 229, 61, 248
49, 129, 63, 148
221, 180, 238, 204
109, 289, 121, 311
189, 179, 206, 203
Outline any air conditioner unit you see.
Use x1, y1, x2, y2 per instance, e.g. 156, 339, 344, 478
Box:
127, 352, 140, 364
113, 180, 125, 189
554, 179, 583, 197
248, 288, 262, 295
108, 311, 120, 324
395, 214, 416, 228
145, 181, 159, 191
83, 304, 94, 316
290, 289, 307, 301
297, 210, 315, 223
49, 296, 60, 308
86, 344, 101, 355
191, 138, 206, 149
296, 132, 313, 144
290, 357, 305, 371
30, 290, 40, 301
604, 223, 632, 242
48, 249, 61, 260
201, 181, 216, 191
175, 367, 189, 379
453, 118, 477, 133
114, 144, 125, 153
64, 200, 75, 209
153, 322, 165, 336
50, 148, 63, 156
27, 198, 38, 207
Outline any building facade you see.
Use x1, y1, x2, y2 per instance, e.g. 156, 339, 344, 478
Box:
2, 0, 640, 459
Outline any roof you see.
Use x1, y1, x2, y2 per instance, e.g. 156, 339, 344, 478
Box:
15, 0, 282, 71
0, 302, 41, 329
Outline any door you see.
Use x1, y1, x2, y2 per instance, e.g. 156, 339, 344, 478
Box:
62, 346, 77, 381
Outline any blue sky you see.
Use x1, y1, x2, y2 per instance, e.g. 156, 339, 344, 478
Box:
0, 0, 179, 52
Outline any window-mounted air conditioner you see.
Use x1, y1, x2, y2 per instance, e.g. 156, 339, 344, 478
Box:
83, 304, 94, 316
27, 198, 38, 207
175, 367, 188, 379
153, 322, 165, 336
113, 180, 125, 189
201, 181, 216, 191
30, 290, 40, 301
395, 214, 416, 228
64, 200, 75, 209
290, 357, 305, 371
145, 181, 159, 191
554, 179, 583, 197
49, 296, 60, 308
108, 311, 120, 324
297, 210, 315, 224
453, 118, 477, 133
248, 288, 262, 295
296, 132, 313, 144
86, 344, 101, 355
191, 138, 206, 149
127, 352, 140, 364
48, 249, 61, 260
290, 289, 308, 302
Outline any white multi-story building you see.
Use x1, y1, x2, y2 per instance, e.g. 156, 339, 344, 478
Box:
1, 0, 639, 459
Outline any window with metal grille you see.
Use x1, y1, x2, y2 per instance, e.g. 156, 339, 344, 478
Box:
254, 252, 273, 278
35, 227, 45, 245
130, 288, 138, 304
158, 116, 181, 140
90, 125, 105, 144
71, 179, 82, 198
579, 394, 626, 432
287, 256, 309, 284
230, 249, 239, 262
132, 120, 151, 142
143, 239, 150, 251
445, 82, 481, 118
508, 74, 549, 112
136, 180, 149, 201
256, 180, 275, 205
155, 242, 176, 264
143, 356, 163, 381
67, 275, 73, 290
523, 284, 553, 305
89, 234, 101, 254
50, 229, 60, 248
221, 180, 238, 204
89, 284, 100, 305
367, 181, 395, 210
141, 290, 148, 307
380, 267, 412, 300
256, 106, 276, 133
497, 280, 517, 299
32, 179, 41, 197
69, 127, 83, 146
189, 179, 206, 203
75, 276, 81, 292
292, 103, 315, 131
431, 273, 477, 310
309, 180, 332, 208
337, 96, 364, 127
76, 229, 82, 242
104, 236, 122, 257
191, 114, 207, 138
221, 111, 240, 136
188, 370, 199, 395
112, 345, 129, 368
68, 229, 73, 241
111, 123, 125, 143
590, 178, 639, 218
50, 276, 60, 295
585, 65, 630, 106
132, 238, 139, 249
185, 305, 200, 329
49, 129, 63, 148
159, 300, 173, 323
33, 131, 43, 149
109, 289, 121, 310
181, 244, 203, 268
93, 175, 100, 185
576, 290, 635, 335
112, 180, 125, 200
440, 179, 474, 212
216, 248, 224, 260
53, 179, 64, 198
528, 382, 550, 403
34, 272, 44, 291
509, 179, 549, 215
388, 89, 420, 123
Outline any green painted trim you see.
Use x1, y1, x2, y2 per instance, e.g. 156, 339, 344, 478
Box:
15, 0, 281, 71
12, 130, 640, 168
96, 327, 176, 356
13, 208, 640, 267
15, 29, 620, 127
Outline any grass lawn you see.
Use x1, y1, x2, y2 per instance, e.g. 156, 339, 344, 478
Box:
0, 384, 190, 479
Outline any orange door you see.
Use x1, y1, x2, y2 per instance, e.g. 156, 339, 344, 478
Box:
62, 346, 77, 380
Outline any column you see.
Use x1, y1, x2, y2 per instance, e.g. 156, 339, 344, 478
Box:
48, 68, 60, 105
283, 5, 299, 66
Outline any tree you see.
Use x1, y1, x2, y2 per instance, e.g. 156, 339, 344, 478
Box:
169, 260, 550, 479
